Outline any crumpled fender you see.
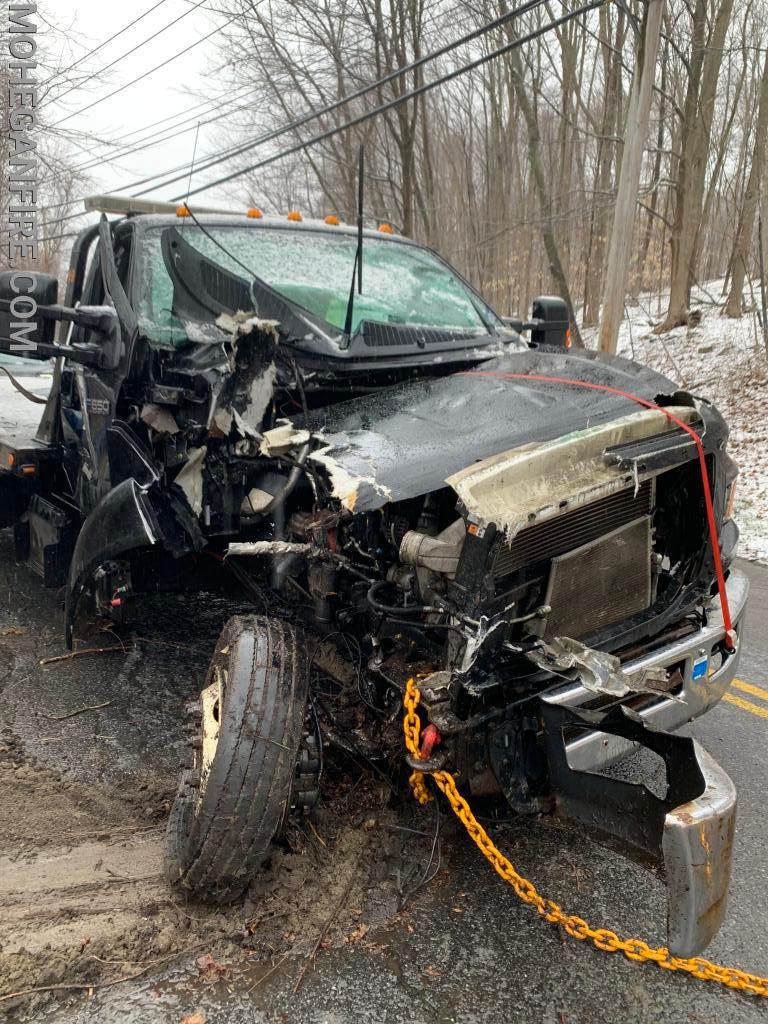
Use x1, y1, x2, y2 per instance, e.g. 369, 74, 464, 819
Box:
64, 478, 160, 649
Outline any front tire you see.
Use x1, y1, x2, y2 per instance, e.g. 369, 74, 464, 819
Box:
166, 614, 309, 902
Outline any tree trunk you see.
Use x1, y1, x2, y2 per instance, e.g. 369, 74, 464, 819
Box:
507, 46, 583, 346
725, 49, 768, 318
659, 0, 735, 331
583, 5, 625, 326
598, 0, 664, 354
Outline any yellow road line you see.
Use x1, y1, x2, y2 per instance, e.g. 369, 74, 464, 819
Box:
731, 678, 768, 704
723, 692, 768, 721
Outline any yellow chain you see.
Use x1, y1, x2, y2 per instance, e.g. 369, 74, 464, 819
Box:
403, 678, 768, 998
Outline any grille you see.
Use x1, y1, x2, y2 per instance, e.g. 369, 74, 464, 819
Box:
541, 517, 653, 639
492, 480, 653, 578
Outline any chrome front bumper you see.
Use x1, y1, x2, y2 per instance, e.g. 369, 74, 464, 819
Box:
540, 568, 749, 956
543, 567, 750, 772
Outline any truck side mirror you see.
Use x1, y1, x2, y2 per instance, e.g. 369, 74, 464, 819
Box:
530, 296, 570, 349
0, 271, 58, 357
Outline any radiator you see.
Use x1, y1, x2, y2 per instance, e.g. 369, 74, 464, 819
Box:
492, 480, 653, 579
541, 516, 653, 639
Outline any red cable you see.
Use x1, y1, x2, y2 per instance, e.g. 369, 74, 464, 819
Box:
458, 370, 735, 650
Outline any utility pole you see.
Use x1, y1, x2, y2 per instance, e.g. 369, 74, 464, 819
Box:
598, 0, 664, 354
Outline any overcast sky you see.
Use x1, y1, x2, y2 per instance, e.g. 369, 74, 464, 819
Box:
49, 0, 236, 216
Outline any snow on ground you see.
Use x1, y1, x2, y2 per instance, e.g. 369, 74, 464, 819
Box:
582, 282, 768, 563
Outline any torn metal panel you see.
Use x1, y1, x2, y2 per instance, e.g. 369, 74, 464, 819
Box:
528, 636, 678, 701
216, 311, 279, 339
175, 446, 207, 516
209, 313, 280, 436
259, 422, 312, 456
310, 440, 393, 512
446, 405, 699, 538
232, 409, 262, 442
241, 487, 274, 514
213, 408, 233, 436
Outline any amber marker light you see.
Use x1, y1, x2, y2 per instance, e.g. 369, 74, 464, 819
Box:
287, 211, 303, 222
324, 214, 340, 225
378, 223, 394, 234
176, 205, 191, 217
247, 208, 263, 219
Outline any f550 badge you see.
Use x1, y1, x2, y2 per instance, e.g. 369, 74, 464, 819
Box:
85, 397, 110, 415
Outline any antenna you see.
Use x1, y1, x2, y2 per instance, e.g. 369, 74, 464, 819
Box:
181, 122, 201, 232
343, 144, 365, 339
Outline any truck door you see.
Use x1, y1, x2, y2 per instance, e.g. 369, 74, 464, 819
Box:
64, 217, 138, 513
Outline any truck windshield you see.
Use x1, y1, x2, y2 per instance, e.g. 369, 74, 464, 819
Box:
138, 224, 503, 347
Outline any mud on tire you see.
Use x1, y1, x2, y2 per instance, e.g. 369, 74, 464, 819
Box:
166, 614, 310, 902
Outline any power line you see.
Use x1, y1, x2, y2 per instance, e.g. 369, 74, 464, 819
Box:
174, 1, 601, 201
54, 0, 209, 105
46, 0, 172, 84
133, 0, 551, 197
69, 83, 260, 177
37, 0, 505, 211
38, 0, 595, 221
52, 11, 239, 128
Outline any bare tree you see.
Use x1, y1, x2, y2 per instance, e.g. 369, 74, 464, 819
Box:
198, 0, 768, 340
658, 0, 736, 330
724, 45, 768, 317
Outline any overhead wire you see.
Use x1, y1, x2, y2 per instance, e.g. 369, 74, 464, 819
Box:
40, 1, 600, 227
45, 0, 172, 85
172, 0, 603, 201
37, 0, 547, 210
53, 0, 209, 104
51, 9, 241, 128
135, 0, 553, 197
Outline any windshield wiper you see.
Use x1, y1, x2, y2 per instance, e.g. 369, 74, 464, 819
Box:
342, 145, 365, 341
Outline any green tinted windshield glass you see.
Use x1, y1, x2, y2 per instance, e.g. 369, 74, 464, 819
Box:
138, 224, 501, 347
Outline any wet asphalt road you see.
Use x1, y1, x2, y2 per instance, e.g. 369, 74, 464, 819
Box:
3, 551, 762, 1024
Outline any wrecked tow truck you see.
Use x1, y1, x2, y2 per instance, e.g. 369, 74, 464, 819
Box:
0, 196, 747, 958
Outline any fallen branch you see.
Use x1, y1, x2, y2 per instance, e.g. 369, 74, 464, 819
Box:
247, 953, 290, 994
39, 647, 125, 667
42, 700, 114, 721
0, 944, 209, 1004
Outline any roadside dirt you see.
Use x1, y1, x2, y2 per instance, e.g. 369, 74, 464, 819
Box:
0, 713, 428, 1017
0, 553, 438, 1018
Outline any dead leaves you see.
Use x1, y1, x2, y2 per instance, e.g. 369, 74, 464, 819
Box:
180, 1014, 206, 1024
345, 922, 369, 944
195, 953, 229, 984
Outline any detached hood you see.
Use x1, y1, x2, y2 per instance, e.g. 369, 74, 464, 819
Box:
309, 349, 692, 512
